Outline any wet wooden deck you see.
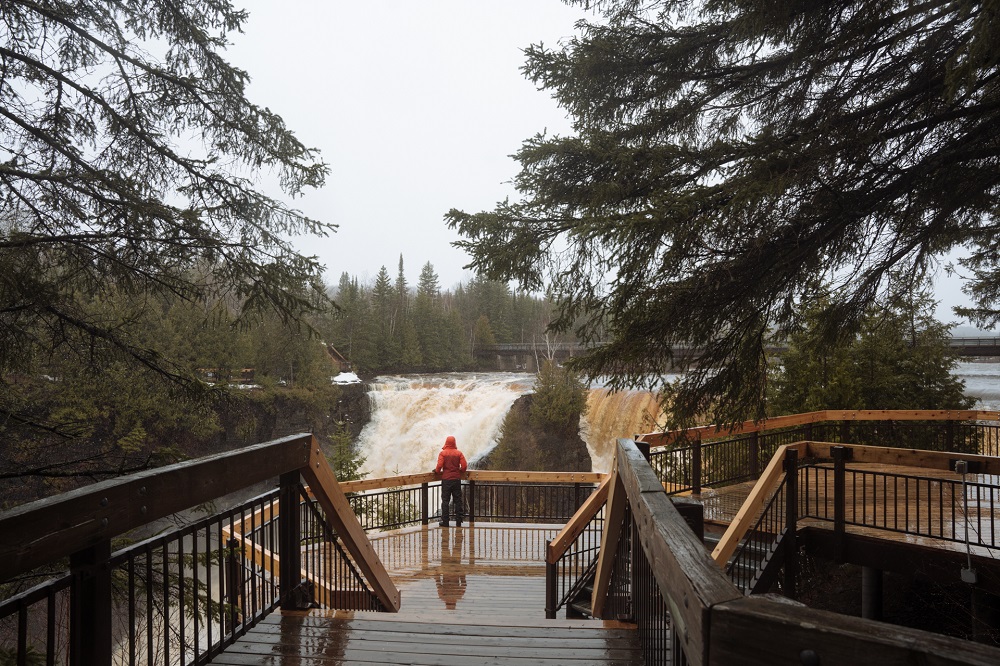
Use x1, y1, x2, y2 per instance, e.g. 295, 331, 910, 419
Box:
208, 464, 1000, 664
210, 524, 640, 665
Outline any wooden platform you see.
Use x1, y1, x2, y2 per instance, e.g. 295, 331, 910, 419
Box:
369, 523, 557, 618
209, 524, 640, 665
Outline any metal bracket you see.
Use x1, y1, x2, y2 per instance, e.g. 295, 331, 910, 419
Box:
951, 459, 981, 474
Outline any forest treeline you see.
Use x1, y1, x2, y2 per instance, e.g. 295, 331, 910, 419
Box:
30, 256, 569, 389
323, 258, 573, 376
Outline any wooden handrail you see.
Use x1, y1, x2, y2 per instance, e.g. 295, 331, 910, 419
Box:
0, 433, 313, 580
339, 470, 605, 494
546, 475, 610, 564
712, 440, 1000, 568
711, 442, 807, 565
601, 437, 1000, 665
637, 409, 1000, 448
591, 456, 628, 618
0, 432, 402, 612
603, 439, 741, 665
223, 502, 373, 610
805, 441, 1000, 475
300, 439, 401, 611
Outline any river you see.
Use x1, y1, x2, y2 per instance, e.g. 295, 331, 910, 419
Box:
356, 362, 1000, 477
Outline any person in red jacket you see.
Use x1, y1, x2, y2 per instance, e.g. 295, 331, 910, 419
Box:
435, 435, 467, 527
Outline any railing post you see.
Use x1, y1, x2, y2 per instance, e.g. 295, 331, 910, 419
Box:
279, 471, 308, 610
692, 434, 702, 495
634, 440, 651, 461
225, 536, 244, 630
782, 448, 799, 599
749, 431, 760, 479
945, 419, 955, 452
467, 479, 476, 524
545, 540, 557, 619
833, 445, 847, 562
70, 539, 112, 666
420, 482, 429, 525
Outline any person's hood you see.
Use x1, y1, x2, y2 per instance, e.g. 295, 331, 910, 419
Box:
443, 435, 457, 449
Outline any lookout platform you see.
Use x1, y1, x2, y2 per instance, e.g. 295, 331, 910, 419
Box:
210, 524, 639, 665
5, 411, 1000, 665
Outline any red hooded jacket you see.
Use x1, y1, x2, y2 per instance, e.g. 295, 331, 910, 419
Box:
435, 436, 467, 480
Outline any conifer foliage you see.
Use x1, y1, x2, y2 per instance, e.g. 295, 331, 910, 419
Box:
447, 0, 1000, 425
0, 1, 331, 430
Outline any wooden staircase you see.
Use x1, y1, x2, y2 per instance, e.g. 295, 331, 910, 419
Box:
704, 523, 782, 595
210, 611, 642, 665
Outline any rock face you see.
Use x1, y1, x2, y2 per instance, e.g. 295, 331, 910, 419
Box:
475, 394, 592, 472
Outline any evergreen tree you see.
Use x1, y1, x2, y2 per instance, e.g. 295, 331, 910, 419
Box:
371, 266, 400, 368
447, 0, 1000, 426
771, 283, 974, 414
328, 422, 366, 482
530, 360, 589, 436
414, 262, 445, 369
444, 308, 471, 370
0, 1, 331, 434
472, 315, 497, 351
395, 255, 409, 326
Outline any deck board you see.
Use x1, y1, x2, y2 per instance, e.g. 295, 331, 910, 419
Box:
369, 523, 556, 618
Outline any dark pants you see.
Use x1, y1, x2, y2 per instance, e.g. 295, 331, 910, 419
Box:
440, 479, 463, 525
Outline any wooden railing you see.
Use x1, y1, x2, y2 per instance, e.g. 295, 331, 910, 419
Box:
712, 441, 1000, 570
644, 410, 1000, 498
592, 438, 1000, 665
544, 476, 610, 617
339, 471, 604, 531
0, 433, 399, 666
638, 409, 1000, 448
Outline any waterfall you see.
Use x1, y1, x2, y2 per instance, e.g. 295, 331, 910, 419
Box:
358, 373, 666, 477
358, 373, 535, 478
359, 363, 1000, 478
581, 388, 666, 473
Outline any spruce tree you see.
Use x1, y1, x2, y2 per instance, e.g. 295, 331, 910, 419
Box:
0, 1, 331, 433
447, 0, 1000, 425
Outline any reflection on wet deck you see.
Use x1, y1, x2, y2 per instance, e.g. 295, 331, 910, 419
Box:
368, 523, 560, 618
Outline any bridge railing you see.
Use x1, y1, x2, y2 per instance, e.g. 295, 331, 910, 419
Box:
543, 476, 610, 618
797, 444, 1000, 550
0, 434, 399, 666
948, 336, 1000, 347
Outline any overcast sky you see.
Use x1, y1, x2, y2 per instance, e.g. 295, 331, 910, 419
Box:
226, 1, 981, 328
226, 1, 590, 293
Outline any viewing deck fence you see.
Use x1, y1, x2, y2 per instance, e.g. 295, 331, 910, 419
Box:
646, 410, 1000, 496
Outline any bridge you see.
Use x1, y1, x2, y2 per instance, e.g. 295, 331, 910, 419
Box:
3, 411, 1000, 664
477, 336, 1000, 369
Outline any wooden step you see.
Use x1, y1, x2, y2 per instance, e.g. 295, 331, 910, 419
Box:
208, 610, 641, 665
